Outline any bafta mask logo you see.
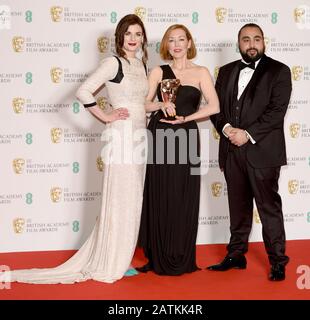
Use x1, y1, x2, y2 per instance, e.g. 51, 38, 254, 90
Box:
97, 36, 109, 53
50, 6, 63, 22
215, 7, 227, 23
288, 180, 299, 194
212, 127, 220, 140
50, 67, 63, 83
134, 7, 146, 21
50, 187, 62, 202
13, 158, 25, 174
211, 182, 223, 197
12, 36, 25, 52
214, 66, 220, 81
12, 97, 25, 114
253, 209, 261, 224
96, 156, 104, 172
294, 7, 305, 23
51, 128, 63, 143
289, 123, 301, 138
291, 66, 303, 81
13, 218, 25, 234
97, 96, 108, 111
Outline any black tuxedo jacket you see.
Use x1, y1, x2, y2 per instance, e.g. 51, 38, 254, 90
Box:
211, 54, 292, 169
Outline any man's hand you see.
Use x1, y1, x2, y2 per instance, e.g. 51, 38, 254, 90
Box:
223, 125, 234, 137
229, 128, 249, 146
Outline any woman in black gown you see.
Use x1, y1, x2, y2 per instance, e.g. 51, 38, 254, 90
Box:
137, 24, 219, 275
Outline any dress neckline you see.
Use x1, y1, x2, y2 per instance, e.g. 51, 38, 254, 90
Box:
167, 64, 201, 94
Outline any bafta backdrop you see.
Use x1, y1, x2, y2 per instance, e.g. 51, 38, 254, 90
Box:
1, 0, 309, 253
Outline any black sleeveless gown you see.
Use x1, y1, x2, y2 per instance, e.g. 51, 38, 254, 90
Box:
138, 65, 201, 275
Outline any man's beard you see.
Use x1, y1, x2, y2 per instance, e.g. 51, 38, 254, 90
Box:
239, 46, 265, 63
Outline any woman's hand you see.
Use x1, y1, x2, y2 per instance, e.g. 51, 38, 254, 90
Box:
105, 108, 129, 123
160, 115, 185, 125
160, 102, 176, 118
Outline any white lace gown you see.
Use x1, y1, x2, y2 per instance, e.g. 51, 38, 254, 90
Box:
2, 56, 148, 284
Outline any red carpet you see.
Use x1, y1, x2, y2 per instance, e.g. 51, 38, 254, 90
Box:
1, 240, 309, 300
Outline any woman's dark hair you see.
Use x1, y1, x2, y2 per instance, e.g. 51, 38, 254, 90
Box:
115, 14, 148, 64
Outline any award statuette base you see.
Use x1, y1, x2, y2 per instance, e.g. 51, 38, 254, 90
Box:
162, 113, 176, 121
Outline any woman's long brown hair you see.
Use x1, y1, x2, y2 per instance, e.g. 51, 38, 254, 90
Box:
114, 14, 148, 64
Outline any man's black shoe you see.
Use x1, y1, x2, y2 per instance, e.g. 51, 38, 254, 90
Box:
268, 264, 285, 281
207, 255, 247, 271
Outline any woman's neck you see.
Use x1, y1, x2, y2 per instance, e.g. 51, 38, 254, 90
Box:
171, 57, 191, 71
123, 49, 136, 59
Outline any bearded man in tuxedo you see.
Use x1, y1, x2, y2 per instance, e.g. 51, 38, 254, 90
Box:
208, 23, 292, 281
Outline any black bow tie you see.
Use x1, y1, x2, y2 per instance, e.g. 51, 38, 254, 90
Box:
239, 61, 256, 70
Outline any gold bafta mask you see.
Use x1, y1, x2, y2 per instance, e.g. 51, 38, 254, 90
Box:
51, 128, 63, 143
97, 36, 109, 53
50, 187, 62, 202
12, 97, 25, 113
50, 67, 63, 83
13, 158, 25, 174
12, 36, 25, 52
96, 156, 104, 172
289, 123, 300, 138
288, 180, 299, 194
13, 218, 25, 234
134, 7, 146, 21
294, 8, 305, 23
215, 7, 227, 23
212, 127, 220, 140
214, 66, 220, 81
211, 182, 223, 197
50, 6, 63, 22
253, 209, 261, 224
292, 66, 303, 81
97, 96, 108, 111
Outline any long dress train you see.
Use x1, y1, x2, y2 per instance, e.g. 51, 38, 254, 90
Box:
1, 56, 148, 284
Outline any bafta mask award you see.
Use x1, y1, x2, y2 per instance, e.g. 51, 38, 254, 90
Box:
160, 78, 180, 120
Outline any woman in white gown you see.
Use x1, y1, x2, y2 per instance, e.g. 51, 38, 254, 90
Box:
2, 14, 148, 284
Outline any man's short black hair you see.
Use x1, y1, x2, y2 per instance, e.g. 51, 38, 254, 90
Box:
238, 23, 264, 41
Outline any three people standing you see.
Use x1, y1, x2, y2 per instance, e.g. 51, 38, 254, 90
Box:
1, 19, 291, 284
